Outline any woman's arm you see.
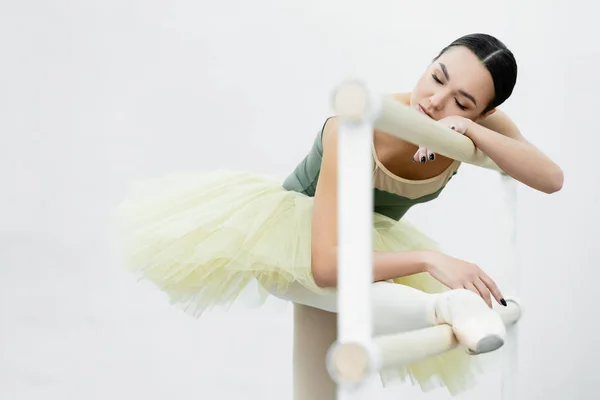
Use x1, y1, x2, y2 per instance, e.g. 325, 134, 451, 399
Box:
467, 109, 564, 194
391, 92, 563, 193
310, 117, 429, 287
311, 117, 505, 305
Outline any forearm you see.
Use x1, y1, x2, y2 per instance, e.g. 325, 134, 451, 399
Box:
465, 121, 564, 193
312, 248, 430, 287
372, 250, 430, 281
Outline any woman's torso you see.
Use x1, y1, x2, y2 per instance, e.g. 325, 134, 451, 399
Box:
282, 93, 461, 221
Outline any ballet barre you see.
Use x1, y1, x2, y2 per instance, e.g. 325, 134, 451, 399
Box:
328, 79, 522, 399
326, 299, 521, 388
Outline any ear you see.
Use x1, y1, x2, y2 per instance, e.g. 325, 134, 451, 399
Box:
476, 108, 496, 122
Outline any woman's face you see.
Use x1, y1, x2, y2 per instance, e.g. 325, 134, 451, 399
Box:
410, 46, 496, 122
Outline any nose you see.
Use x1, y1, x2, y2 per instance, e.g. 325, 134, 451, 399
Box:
428, 91, 446, 111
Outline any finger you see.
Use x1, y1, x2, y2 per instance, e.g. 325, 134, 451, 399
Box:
479, 272, 506, 306
426, 148, 436, 162
473, 278, 493, 308
463, 280, 490, 307
446, 119, 468, 134
412, 147, 420, 162
413, 146, 428, 163
462, 281, 481, 299
455, 120, 468, 134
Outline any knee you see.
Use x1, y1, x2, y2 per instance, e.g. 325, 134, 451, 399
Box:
311, 261, 337, 288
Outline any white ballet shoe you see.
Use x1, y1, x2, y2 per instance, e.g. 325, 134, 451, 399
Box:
433, 289, 506, 355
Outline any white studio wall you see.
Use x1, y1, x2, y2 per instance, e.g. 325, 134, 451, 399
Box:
0, 1, 596, 400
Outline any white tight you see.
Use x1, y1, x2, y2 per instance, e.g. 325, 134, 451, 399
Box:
267, 281, 441, 400
267, 280, 505, 400
269, 280, 439, 336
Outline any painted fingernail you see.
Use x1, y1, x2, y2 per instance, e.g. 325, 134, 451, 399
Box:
420, 156, 426, 163
500, 298, 507, 306
429, 153, 435, 161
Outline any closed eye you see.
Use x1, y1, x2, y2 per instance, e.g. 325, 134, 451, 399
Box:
432, 73, 469, 111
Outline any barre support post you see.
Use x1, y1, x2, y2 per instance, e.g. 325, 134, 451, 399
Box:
328, 79, 381, 398
325, 79, 522, 399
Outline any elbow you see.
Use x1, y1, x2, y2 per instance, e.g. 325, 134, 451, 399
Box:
311, 256, 337, 288
543, 166, 564, 194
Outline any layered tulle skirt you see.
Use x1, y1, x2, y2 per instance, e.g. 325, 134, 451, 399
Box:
113, 169, 484, 395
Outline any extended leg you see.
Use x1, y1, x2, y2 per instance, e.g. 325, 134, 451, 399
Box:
268, 280, 506, 352
268, 280, 506, 400
283, 281, 436, 400
269, 281, 437, 336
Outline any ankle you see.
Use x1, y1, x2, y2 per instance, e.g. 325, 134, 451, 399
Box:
428, 292, 450, 325
431, 289, 490, 325
434, 302, 447, 326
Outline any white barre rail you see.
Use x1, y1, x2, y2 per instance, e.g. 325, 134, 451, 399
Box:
327, 79, 522, 399
327, 299, 520, 384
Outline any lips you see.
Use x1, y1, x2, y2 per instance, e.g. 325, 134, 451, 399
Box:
417, 104, 433, 119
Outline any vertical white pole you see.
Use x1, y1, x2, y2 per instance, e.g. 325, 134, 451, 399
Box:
337, 113, 373, 344
500, 173, 519, 400
332, 80, 376, 400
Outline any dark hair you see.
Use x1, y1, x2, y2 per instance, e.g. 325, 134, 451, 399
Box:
433, 33, 518, 114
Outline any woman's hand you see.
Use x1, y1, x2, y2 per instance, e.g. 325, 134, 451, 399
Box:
424, 250, 506, 308
413, 116, 471, 163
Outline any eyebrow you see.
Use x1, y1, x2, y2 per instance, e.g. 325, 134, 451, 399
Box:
438, 62, 478, 106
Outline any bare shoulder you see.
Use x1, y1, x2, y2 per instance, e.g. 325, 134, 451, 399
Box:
321, 116, 339, 147
391, 92, 411, 104
478, 108, 528, 142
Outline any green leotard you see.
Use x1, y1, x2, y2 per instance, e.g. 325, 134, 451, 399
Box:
282, 118, 461, 221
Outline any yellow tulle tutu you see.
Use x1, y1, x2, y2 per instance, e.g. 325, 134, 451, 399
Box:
113, 169, 484, 396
